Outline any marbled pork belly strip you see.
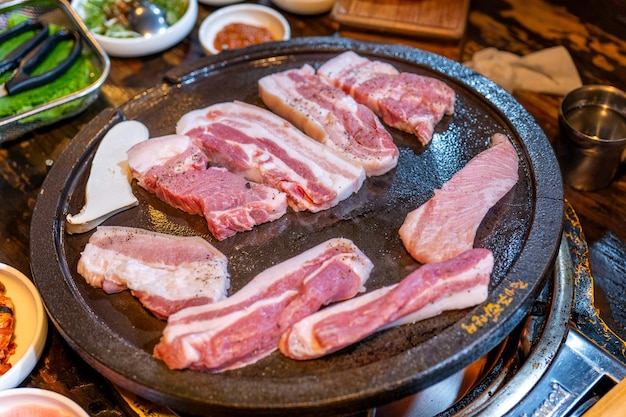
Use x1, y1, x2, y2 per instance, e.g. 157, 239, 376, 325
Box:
153, 238, 373, 372
280, 248, 493, 360
127, 134, 287, 240
399, 133, 519, 264
317, 51, 456, 145
258, 64, 398, 176
77, 226, 229, 319
176, 101, 366, 213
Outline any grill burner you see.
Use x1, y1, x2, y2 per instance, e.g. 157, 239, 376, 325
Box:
374, 201, 626, 417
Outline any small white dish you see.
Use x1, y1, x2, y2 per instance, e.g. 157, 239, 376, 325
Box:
0, 264, 47, 391
271, 0, 334, 15
0, 388, 89, 417
199, 4, 290, 55
71, 0, 198, 58
199, 0, 243, 5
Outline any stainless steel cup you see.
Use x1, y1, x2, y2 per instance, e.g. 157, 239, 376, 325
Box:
556, 85, 626, 191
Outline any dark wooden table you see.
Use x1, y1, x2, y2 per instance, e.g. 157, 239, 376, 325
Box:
1, 0, 625, 415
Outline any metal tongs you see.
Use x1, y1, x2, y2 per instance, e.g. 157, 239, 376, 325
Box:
0, 20, 82, 97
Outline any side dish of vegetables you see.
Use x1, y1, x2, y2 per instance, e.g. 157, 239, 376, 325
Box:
79, 0, 189, 38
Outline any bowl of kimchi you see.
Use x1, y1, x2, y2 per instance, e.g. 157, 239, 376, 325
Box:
0, 264, 47, 391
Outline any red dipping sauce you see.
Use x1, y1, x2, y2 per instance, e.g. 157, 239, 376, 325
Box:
214, 23, 275, 52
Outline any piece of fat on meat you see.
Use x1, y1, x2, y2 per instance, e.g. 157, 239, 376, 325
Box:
280, 248, 493, 360
153, 237, 374, 372
316, 51, 399, 92
258, 64, 399, 176
127, 134, 288, 241
399, 133, 519, 264
77, 226, 230, 319
176, 101, 366, 213
317, 51, 456, 145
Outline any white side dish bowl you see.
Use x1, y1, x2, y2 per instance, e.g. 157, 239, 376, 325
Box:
0, 388, 89, 417
70, 0, 198, 58
271, 0, 334, 15
0, 264, 47, 391
199, 0, 243, 5
199, 4, 290, 55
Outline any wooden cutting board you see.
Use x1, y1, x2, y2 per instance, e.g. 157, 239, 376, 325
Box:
331, 0, 470, 40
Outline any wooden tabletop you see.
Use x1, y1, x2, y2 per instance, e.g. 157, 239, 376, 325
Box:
1, 0, 625, 414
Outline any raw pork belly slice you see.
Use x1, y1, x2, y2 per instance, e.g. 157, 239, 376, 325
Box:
318, 51, 456, 145
77, 226, 230, 319
176, 101, 366, 212
399, 133, 519, 264
258, 64, 399, 176
153, 238, 373, 372
280, 248, 493, 360
127, 134, 287, 240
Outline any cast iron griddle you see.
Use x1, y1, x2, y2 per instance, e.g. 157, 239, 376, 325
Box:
30, 37, 564, 416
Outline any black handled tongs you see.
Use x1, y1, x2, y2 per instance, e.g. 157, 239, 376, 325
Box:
0, 20, 50, 73
0, 20, 82, 97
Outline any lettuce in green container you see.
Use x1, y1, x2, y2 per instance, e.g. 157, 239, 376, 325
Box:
0, 14, 99, 121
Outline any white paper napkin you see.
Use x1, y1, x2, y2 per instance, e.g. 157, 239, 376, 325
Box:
464, 46, 582, 95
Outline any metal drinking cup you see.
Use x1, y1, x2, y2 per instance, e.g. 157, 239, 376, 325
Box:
557, 85, 626, 191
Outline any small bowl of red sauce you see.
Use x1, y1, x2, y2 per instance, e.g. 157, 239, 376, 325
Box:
199, 4, 290, 55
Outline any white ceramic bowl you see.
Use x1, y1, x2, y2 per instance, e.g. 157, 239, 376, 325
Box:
271, 0, 334, 15
0, 388, 89, 417
199, 4, 290, 55
71, 0, 198, 58
199, 0, 242, 5
0, 264, 48, 391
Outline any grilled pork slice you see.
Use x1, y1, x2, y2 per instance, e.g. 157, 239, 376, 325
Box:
399, 133, 519, 264
280, 248, 493, 360
127, 134, 287, 241
77, 226, 229, 319
176, 101, 366, 213
258, 64, 398, 176
153, 238, 373, 372
318, 51, 456, 145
